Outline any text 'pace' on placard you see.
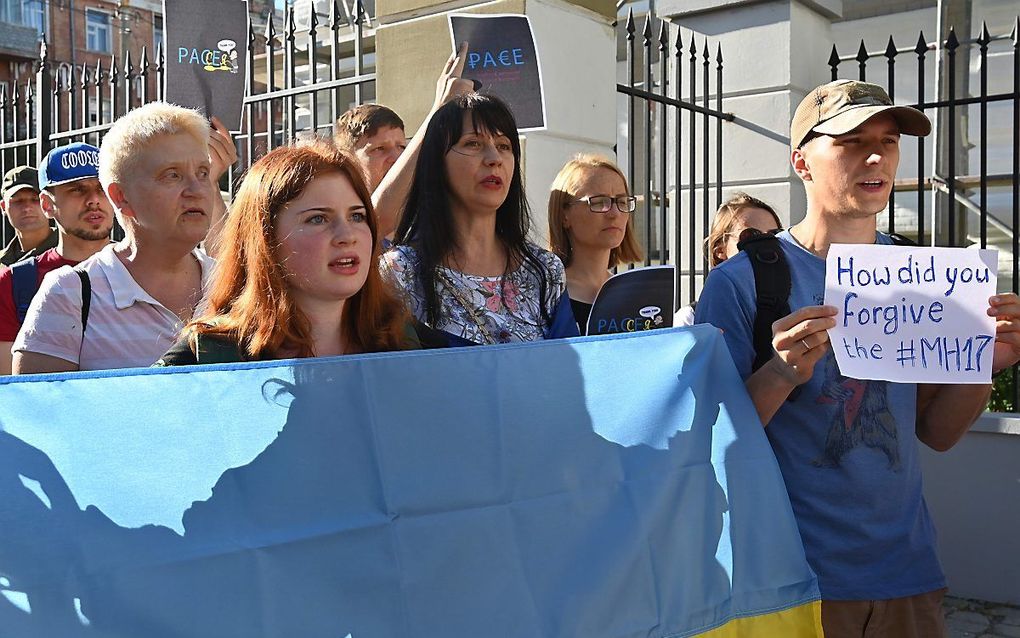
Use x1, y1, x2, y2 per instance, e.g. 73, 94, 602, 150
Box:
448, 14, 546, 131
823, 244, 998, 384
163, 0, 248, 131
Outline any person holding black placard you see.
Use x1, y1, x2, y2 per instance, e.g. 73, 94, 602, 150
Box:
370, 43, 475, 244
547, 154, 643, 334
381, 93, 576, 345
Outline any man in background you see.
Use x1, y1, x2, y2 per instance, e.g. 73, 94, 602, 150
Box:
0, 166, 56, 266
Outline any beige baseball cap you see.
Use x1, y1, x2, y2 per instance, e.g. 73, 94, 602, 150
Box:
791, 79, 931, 149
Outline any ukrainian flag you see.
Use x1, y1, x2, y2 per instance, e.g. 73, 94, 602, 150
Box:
0, 325, 821, 637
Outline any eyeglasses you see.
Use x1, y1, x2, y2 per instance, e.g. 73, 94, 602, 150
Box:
570, 195, 637, 214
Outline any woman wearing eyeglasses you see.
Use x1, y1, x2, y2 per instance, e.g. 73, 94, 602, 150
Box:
548, 154, 644, 334
674, 193, 783, 325
381, 93, 577, 345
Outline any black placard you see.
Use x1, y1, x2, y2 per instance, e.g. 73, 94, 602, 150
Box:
163, 0, 248, 131
449, 14, 546, 131
587, 266, 676, 335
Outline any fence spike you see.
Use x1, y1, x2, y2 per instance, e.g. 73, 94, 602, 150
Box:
248, 14, 256, 48
93, 62, 103, 86
12, 81, 20, 104
977, 21, 991, 48
624, 8, 634, 39
689, 32, 697, 57
25, 79, 33, 100
285, 5, 296, 41
1013, 16, 1019, 47
108, 55, 119, 82
946, 27, 959, 51
140, 45, 150, 74
884, 35, 897, 59
355, 0, 367, 27
38, 37, 48, 65
264, 11, 277, 44
155, 40, 164, 71
658, 19, 668, 51
914, 31, 927, 55
80, 62, 89, 89
827, 44, 840, 69
0, 83, 6, 108
856, 40, 869, 63
675, 26, 683, 54
308, 3, 319, 36
716, 42, 723, 65
642, 15, 652, 44
124, 49, 134, 78
703, 37, 710, 61
329, 0, 341, 30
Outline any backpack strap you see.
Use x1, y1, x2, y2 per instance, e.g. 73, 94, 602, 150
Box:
888, 232, 917, 246
10, 258, 39, 324
75, 269, 91, 334
738, 232, 792, 374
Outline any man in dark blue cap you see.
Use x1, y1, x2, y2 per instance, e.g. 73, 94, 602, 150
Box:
0, 166, 56, 266
0, 142, 113, 375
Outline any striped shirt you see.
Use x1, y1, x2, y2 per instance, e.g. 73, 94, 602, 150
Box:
12, 243, 215, 371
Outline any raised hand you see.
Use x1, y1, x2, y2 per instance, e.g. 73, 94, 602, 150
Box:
208, 116, 238, 184
434, 42, 476, 111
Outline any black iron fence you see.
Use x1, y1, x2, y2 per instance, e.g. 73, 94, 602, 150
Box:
828, 18, 1020, 410
616, 9, 731, 306
0, 0, 375, 244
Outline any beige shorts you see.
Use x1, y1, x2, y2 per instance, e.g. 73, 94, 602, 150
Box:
821, 588, 948, 638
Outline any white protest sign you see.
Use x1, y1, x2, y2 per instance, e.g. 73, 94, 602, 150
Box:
824, 244, 998, 384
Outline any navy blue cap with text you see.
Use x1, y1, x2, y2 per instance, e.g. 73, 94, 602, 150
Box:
38, 142, 101, 190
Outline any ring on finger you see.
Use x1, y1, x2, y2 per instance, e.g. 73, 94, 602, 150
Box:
801, 339, 811, 352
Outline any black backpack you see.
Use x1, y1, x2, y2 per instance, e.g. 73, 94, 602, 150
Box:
737, 230, 916, 378
10, 258, 92, 331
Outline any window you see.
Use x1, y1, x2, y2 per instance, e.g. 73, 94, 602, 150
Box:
1, 0, 45, 33
153, 14, 163, 52
23, 0, 44, 34
86, 9, 111, 53
0, 0, 23, 25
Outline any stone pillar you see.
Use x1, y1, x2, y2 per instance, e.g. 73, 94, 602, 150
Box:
655, 0, 843, 226
375, 0, 618, 246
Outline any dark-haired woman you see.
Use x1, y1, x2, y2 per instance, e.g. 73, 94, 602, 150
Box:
157, 143, 443, 365
380, 93, 576, 345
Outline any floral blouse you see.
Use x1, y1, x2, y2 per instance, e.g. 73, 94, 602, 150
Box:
380, 244, 568, 344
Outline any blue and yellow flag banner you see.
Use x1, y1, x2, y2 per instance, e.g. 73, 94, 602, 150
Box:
0, 326, 821, 637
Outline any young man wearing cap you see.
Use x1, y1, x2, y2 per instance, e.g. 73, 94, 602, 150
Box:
0, 143, 114, 375
0, 166, 56, 266
12, 102, 231, 373
695, 79, 1020, 637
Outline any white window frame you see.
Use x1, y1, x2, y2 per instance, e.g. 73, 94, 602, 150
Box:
22, 0, 46, 34
85, 8, 112, 53
152, 13, 163, 52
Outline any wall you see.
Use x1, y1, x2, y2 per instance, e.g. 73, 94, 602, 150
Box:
921, 414, 1020, 604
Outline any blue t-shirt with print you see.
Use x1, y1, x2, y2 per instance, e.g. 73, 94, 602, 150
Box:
694, 230, 944, 601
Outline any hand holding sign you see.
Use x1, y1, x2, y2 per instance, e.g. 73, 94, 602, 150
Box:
434, 42, 476, 111
768, 305, 837, 385
208, 117, 237, 183
989, 293, 1020, 372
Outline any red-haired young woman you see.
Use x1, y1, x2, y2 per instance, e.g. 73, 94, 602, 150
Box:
157, 143, 443, 365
